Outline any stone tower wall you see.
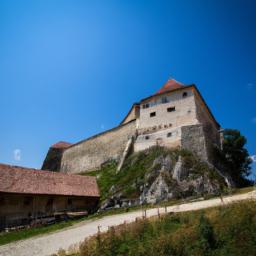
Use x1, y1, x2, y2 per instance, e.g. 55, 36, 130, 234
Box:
181, 124, 209, 161
194, 92, 220, 163
138, 88, 198, 131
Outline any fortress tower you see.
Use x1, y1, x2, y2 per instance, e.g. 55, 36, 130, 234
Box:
42, 78, 221, 173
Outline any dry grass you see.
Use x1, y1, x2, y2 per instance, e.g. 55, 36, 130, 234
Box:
58, 200, 256, 256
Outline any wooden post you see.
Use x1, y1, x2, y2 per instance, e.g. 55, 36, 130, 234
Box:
165, 206, 167, 214
97, 225, 101, 248
157, 208, 160, 218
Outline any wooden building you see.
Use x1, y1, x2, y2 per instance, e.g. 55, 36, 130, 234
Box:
0, 164, 99, 230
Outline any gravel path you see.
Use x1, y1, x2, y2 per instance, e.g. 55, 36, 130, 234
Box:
0, 191, 255, 256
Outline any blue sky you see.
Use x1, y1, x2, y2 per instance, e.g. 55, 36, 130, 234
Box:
0, 0, 255, 175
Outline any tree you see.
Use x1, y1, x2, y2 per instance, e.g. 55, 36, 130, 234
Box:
215, 129, 252, 187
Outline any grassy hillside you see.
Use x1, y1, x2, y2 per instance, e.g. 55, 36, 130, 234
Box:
84, 146, 177, 201
64, 200, 256, 256
82, 146, 226, 203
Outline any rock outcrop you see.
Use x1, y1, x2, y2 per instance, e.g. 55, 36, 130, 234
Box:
96, 146, 228, 210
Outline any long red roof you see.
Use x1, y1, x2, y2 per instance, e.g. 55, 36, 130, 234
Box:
0, 164, 99, 197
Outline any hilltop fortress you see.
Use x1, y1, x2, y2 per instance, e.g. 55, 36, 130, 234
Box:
42, 79, 221, 174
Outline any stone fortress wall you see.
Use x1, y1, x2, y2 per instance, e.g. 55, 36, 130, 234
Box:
60, 120, 137, 173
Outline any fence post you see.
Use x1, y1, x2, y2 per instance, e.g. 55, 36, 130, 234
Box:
157, 208, 160, 218
97, 225, 101, 248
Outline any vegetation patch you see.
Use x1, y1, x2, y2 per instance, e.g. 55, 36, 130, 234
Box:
60, 200, 256, 256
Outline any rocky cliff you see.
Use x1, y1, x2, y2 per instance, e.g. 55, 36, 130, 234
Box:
82, 146, 227, 209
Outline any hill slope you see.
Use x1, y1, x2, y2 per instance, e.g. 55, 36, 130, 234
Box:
84, 146, 227, 209
77, 200, 256, 256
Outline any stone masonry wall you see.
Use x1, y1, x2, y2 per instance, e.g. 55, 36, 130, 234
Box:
181, 124, 208, 161
41, 148, 63, 172
194, 94, 220, 163
60, 120, 137, 173
134, 126, 181, 152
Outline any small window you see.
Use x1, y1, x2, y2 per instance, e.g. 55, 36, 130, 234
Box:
150, 112, 156, 117
167, 132, 172, 137
143, 103, 149, 109
167, 107, 175, 112
183, 92, 188, 98
162, 97, 168, 103
145, 135, 150, 140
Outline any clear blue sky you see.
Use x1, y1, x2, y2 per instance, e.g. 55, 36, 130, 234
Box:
0, 0, 255, 174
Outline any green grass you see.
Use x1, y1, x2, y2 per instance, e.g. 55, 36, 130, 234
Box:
231, 186, 255, 195
68, 200, 256, 256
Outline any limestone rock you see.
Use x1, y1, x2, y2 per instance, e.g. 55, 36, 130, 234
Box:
100, 148, 229, 210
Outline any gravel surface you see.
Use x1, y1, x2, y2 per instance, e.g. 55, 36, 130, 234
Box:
0, 191, 255, 256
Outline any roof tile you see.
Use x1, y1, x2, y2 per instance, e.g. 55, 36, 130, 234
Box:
155, 78, 184, 95
0, 164, 99, 197
51, 141, 72, 149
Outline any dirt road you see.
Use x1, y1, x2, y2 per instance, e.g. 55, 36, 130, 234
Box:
0, 191, 255, 256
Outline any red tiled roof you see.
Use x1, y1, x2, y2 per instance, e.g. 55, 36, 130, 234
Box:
51, 141, 72, 149
0, 164, 99, 197
154, 78, 184, 95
